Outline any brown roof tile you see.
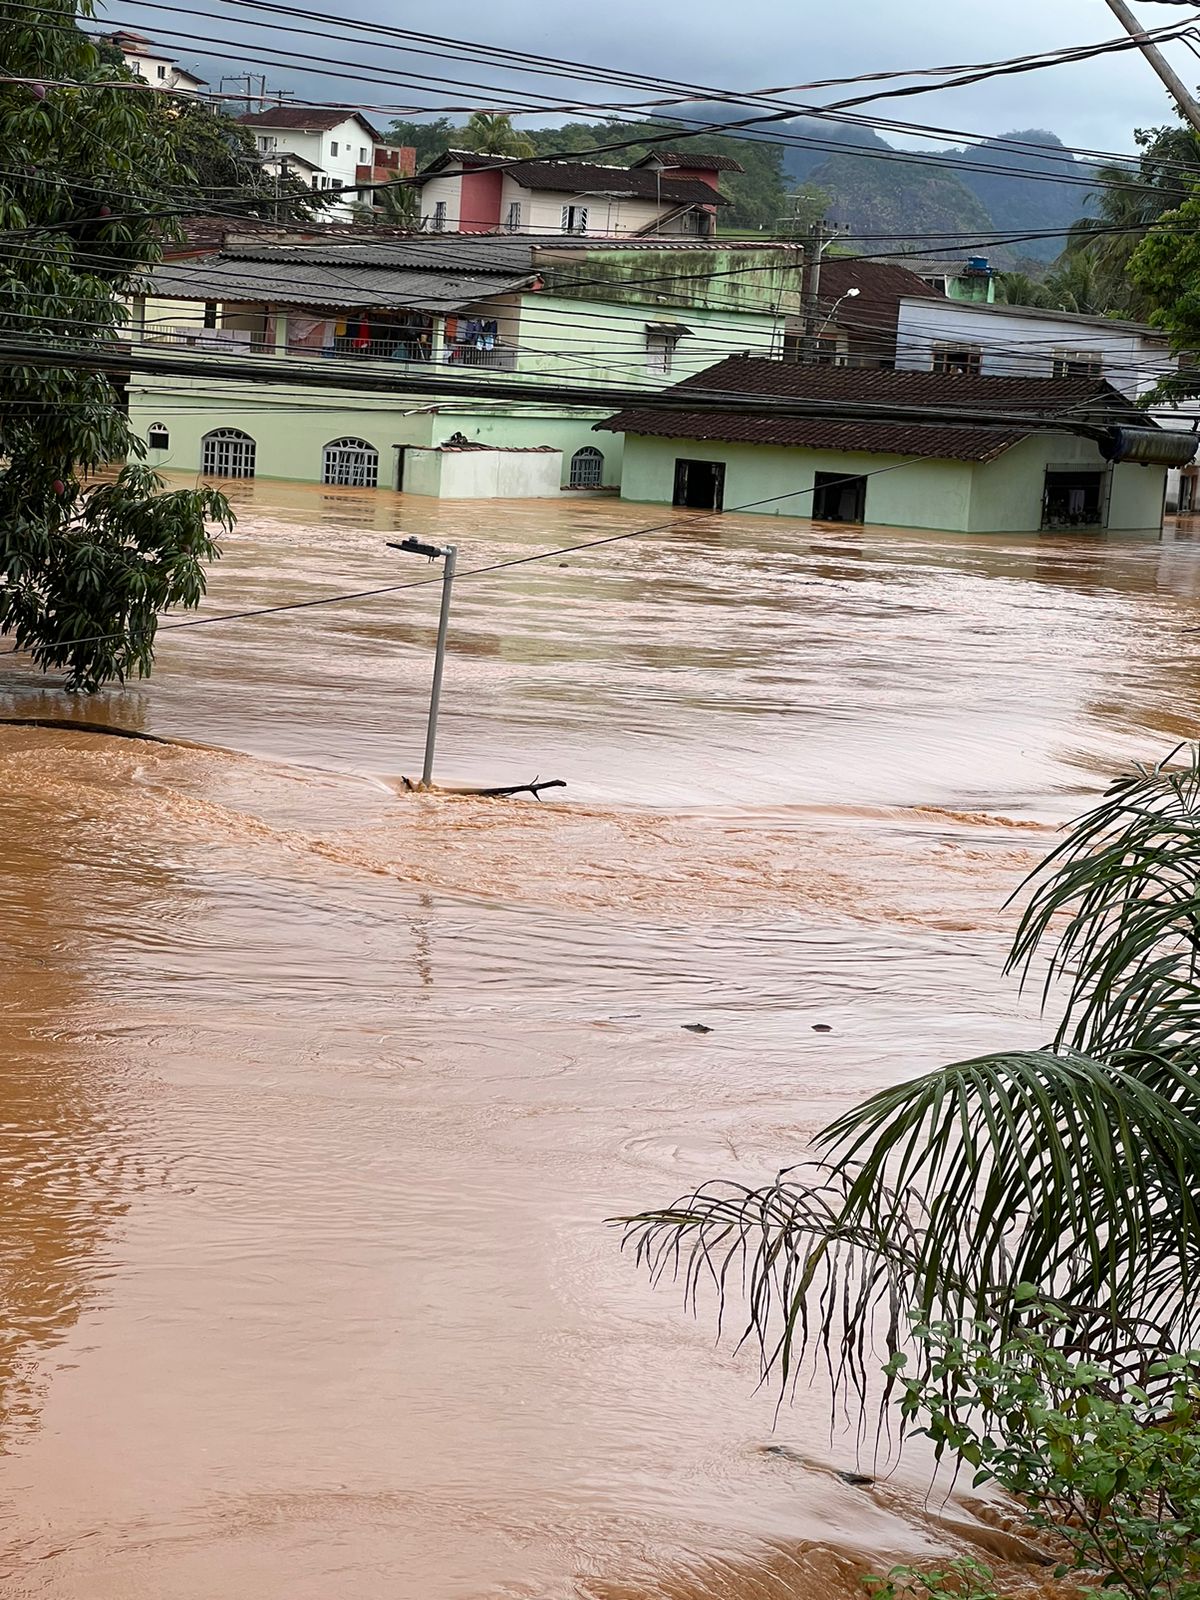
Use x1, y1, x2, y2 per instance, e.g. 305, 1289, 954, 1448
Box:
636, 151, 746, 173
420, 151, 728, 206
239, 106, 385, 143
596, 357, 1132, 463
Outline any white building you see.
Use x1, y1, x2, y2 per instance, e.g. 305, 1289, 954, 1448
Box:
415, 150, 739, 237
893, 296, 1200, 508
894, 295, 1173, 402
237, 107, 387, 218
100, 29, 206, 94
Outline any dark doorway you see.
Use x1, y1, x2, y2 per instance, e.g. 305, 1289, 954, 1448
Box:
673, 458, 726, 511
1041, 469, 1106, 530
394, 447, 406, 491
812, 470, 867, 523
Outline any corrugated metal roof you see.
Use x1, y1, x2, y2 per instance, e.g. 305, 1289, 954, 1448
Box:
597, 357, 1141, 463
225, 238, 540, 274
146, 252, 533, 313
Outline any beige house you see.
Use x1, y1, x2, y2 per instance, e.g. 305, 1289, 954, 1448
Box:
415, 149, 740, 238
98, 29, 205, 93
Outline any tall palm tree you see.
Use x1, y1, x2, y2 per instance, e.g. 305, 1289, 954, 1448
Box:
347, 182, 419, 230
1060, 128, 1200, 317
626, 748, 1200, 1394
458, 112, 536, 158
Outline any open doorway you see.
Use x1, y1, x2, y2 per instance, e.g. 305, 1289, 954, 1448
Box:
672, 458, 726, 511
812, 470, 867, 523
1041, 468, 1106, 529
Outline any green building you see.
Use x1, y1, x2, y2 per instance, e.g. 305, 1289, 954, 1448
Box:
597, 358, 1179, 535
128, 236, 804, 493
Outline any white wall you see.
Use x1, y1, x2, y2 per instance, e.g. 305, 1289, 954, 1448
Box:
249, 117, 371, 216
120, 49, 201, 92
895, 297, 1173, 400
418, 168, 702, 235
420, 173, 462, 229
405, 448, 563, 498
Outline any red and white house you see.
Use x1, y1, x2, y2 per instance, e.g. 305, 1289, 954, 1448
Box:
415, 149, 741, 236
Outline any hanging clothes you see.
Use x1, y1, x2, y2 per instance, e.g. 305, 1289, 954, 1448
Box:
353, 317, 370, 350
334, 317, 348, 337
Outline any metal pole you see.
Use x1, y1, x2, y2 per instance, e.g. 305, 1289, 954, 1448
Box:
800, 220, 826, 363
421, 543, 456, 787
1103, 0, 1200, 133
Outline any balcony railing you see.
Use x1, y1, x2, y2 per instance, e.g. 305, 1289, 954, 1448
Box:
444, 344, 516, 371
142, 326, 518, 373
328, 334, 433, 361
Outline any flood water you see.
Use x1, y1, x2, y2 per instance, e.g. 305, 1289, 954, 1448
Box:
3, 478, 1200, 1599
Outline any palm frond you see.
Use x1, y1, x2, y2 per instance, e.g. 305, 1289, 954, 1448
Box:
1007, 745, 1200, 1056
625, 1047, 1200, 1392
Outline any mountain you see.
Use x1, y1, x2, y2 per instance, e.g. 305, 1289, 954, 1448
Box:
781, 121, 1091, 263
935, 130, 1088, 258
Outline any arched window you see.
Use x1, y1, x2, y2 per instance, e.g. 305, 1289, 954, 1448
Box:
322, 437, 379, 488
569, 446, 604, 489
200, 428, 256, 479
146, 422, 170, 450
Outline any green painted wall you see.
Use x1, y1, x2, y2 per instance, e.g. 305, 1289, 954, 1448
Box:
128, 377, 623, 489
539, 246, 802, 318
969, 434, 1167, 534
617, 434, 976, 529
511, 291, 780, 389
618, 430, 1169, 535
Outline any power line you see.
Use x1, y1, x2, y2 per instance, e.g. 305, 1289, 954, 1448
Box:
0, 455, 926, 663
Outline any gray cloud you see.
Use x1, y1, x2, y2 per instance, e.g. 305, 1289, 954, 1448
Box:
119, 0, 1196, 154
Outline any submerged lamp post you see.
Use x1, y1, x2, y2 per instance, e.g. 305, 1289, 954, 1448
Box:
387, 536, 458, 788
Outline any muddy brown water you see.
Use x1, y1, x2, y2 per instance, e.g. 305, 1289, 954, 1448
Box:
3, 478, 1200, 1599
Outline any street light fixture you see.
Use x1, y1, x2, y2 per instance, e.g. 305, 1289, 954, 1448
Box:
386, 535, 458, 788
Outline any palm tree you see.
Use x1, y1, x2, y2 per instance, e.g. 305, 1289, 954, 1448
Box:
626, 748, 1200, 1394
347, 182, 419, 230
1059, 127, 1200, 317
996, 271, 1056, 310
458, 112, 536, 158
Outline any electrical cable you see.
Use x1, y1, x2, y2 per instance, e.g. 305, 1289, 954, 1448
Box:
0, 453, 927, 662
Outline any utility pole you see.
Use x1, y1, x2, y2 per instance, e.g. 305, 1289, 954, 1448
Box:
1103, 0, 1200, 134
800, 219, 830, 364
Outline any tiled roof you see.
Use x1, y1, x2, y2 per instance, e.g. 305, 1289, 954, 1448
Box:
596, 357, 1137, 463
636, 151, 746, 173
819, 258, 943, 305
239, 106, 385, 143
420, 151, 729, 206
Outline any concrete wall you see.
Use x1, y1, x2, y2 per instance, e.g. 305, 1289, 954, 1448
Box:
418, 171, 703, 235
404, 448, 562, 498
617, 434, 977, 529
513, 291, 780, 387
249, 118, 370, 216
895, 297, 1172, 400
617, 430, 1168, 535
966, 433, 1166, 534
127, 374, 622, 489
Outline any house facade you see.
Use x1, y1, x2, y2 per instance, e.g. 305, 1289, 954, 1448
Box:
415, 150, 739, 237
99, 29, 205, 93
237, 108, 405, 217
893, 295, 1174, 398
125, 236, 798, 492
599, 358, 1185, 535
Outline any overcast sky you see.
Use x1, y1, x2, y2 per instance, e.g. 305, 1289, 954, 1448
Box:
106, 0, 1199, 155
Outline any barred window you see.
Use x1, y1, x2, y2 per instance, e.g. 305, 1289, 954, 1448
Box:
200, 427, 256, 479
569, 446, 603, 488
322, 437, 379, 488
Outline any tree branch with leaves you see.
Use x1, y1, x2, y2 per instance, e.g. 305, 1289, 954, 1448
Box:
1, 0, 234, 691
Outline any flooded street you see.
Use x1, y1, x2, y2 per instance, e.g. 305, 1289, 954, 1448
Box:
3, 479, 1200, 1599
